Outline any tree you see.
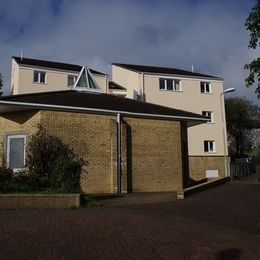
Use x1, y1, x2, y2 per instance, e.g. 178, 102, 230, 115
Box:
0, 73, 3, 96
244, 0, 260, 98
225, 97, 259, 157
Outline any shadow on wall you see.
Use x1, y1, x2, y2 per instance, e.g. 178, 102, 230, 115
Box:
1, 110, 38, 124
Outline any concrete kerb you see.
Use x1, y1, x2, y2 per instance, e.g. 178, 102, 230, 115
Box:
177, 177, 230, 199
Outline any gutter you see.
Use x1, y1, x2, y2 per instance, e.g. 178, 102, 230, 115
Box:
0, 100, 209, 124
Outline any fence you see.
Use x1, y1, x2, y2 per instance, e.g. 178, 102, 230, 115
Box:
230, 158, 255, 181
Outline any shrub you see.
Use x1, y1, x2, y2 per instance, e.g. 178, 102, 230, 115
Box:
250, 148, 260, 164
50, 156, 83, 193
26, 125, 79, 188
0, 167, 13, 193
9, 170, 38, 193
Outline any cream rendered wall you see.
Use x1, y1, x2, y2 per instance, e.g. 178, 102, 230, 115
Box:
143, 74, 225, 156
112, 65, 139, 99
94, 75, 108, 93
10, 59, 20, 94
12, 60, 108, 95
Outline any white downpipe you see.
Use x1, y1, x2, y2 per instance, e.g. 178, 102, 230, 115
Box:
116, 113, 121, 193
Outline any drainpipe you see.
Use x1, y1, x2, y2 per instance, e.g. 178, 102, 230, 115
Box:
142, 72, 145, 102
116, 113, 121, 193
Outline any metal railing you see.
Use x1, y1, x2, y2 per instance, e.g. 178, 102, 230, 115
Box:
230, 158, 255, 181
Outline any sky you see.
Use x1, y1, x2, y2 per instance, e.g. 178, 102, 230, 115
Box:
0, 0, 259, 103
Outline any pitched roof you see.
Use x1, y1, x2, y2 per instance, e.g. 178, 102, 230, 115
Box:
12, 56, 106, 75
109, 81, 127, 90
112, 63, 222, 80
0, 90, 208, 126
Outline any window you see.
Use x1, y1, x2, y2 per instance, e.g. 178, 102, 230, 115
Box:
202, 111, 213, 123
33, 71, 46, 84
200, 82, 211, 93
6, 135, 26, 170
67, 75, 77, 87
204, 140, 215, 153
159, 78, 181, 91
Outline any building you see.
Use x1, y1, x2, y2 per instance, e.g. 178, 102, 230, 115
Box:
8, 56, 229, 182
10, 56, 109, 94
0, 90, 208, 193
112, 63, 227, 180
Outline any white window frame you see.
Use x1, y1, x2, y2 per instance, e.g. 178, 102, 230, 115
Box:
204, 140, 215, 153
200, 82, 211, 94
159, 78, 181, 92
6, 134, 27, 171
67, 75, 78, 87
33, 70, 46, 84
202, 111, 214, 123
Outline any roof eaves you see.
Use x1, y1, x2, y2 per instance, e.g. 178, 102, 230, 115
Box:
112, 63, 222, 81
12, 56, 107, 76
143, 71, 223, 81
0, 100, 209, 125
112, 63, 140, 73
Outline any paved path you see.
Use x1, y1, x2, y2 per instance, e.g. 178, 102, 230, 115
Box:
0, 176, 260, 259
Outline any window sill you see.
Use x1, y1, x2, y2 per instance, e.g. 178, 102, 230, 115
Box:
159, 89, 183, 93
33, 82, 47, 85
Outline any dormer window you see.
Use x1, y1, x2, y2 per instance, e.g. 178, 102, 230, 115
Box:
68, 75, 77, 87
33, 71, 46, 84
159, 78, 181, 91
200, 82, 211, 93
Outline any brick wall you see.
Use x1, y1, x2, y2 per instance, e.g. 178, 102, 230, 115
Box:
189, 156, 225, 181
124, 118, 183, 192
0, 194, 80, 209
0, 109, 186, 193
40, 111, 115, 194
0, 110, 40, 167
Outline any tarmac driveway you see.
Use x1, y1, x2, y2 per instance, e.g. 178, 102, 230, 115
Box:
0, 176, 260, 259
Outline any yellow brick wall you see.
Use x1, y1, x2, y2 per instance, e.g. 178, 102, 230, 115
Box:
124, 118, 183, 192
189, 156, 225, 180
40, 111, 115, 194
0, 109, 186, 193
0, 110, 40, 167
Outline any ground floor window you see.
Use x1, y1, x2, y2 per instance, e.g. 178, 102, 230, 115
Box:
6, 134, 26, 170
204, 140, 215, 153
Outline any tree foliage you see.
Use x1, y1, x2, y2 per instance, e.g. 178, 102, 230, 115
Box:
0, 73, 3, 96
225, 97, 259, 156
244, 0, 260, 98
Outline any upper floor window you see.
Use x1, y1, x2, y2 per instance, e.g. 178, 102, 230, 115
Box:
202, 111, 213, 123
68, 75, 77, 87
159, 78, 181, 91
200, 82, 211, 93
33, 71, 46, 84
204, 140, 215, 153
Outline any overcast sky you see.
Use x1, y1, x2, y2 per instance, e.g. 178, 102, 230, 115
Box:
0, 0, 259, 103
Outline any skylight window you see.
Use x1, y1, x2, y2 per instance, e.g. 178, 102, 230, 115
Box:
73, 66, 103, 93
